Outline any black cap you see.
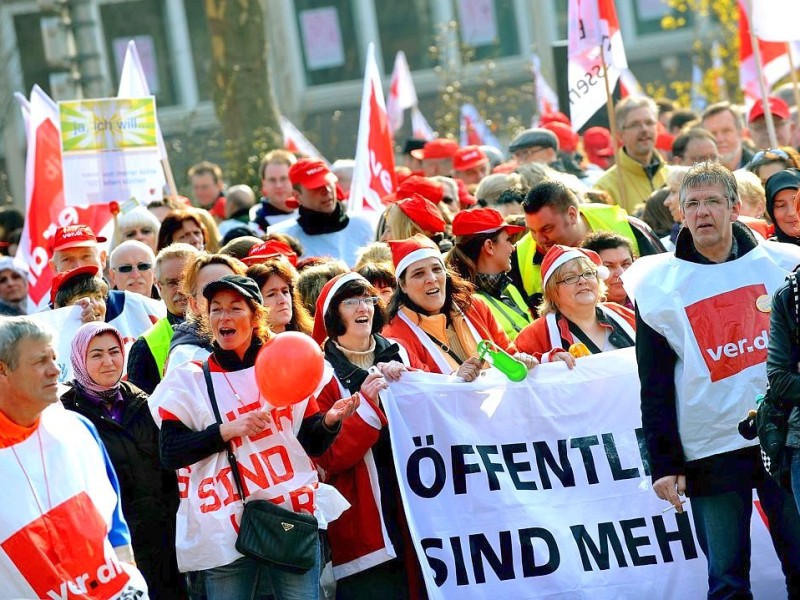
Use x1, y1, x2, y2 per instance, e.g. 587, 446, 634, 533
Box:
403, 138, 427, 155
765, 168, 800, 202
202, 274, 263, 305
508, 128, 559, 154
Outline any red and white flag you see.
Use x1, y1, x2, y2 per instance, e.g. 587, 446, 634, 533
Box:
280, 116, 329, 165
411, 106, 434, 141
348, 43, 397, 213
751, 0, 800, 42
459, 104, 501, 149
567, 0, 628, 130
619, 68, 644, 98
531, 53, 559, 125
386, 51, 418, 133
18, 86, 113, 313
739, 1, 800, 103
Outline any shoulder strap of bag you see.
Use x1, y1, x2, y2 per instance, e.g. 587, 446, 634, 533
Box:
791, 271, 800, 345
202, 360, 248, 504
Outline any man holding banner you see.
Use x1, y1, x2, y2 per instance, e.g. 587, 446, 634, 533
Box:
625, 161, 800, 598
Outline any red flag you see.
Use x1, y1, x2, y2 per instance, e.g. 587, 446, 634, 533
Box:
18, 86, 113, 312
348, 43, 397, 213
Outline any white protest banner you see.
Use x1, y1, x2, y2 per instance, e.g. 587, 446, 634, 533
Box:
59, 97, 163, 206
28, 305, 83, 384
382, 349, 784, 599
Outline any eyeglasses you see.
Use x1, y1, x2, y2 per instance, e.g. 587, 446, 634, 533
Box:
622, 119, 657, 131
681, 198, 727, 213
159, 278, 181, 289
115, 262, 152, 273
341, 296, 379, 308
556, 270, 598, 286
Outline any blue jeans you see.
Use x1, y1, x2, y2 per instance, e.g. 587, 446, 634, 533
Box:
690, 474, 800, 600
191, 546, 321, 600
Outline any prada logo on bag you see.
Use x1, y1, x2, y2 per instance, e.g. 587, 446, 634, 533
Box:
281, 522, 295, 532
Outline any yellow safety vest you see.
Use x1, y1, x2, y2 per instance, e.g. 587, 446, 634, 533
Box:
476, 283, 533, 341
516, 204, 640, 297
142, 317, 175, 378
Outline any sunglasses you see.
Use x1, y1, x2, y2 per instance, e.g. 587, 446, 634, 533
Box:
115, 262, 153, 273
341, 296, 380, 308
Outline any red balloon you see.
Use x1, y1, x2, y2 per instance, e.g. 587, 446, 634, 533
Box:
255, 332, 324, 407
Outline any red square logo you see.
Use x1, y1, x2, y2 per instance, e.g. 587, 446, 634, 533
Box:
684, 284, 771, 382
2, 492, 130, 599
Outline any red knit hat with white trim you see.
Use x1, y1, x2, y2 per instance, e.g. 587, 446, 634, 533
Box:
312, 272, 369, 344
540, 245, 610, 288
388, 234, 443, 279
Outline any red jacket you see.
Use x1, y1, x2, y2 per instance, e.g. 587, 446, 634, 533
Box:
511, 302, 636, 361
382, 297, 510, 373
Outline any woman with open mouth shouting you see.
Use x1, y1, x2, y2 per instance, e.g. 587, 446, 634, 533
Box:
149, 274, 358, 600
383, 234, 538, 381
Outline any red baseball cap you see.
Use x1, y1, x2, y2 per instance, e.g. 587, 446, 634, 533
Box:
52, 225, 107, 253
242, 240, 298, 267
453, 145, 489, 172
397, 194, 446, 233
396, 176, 444, 204
288, 159, 337, 189
543, 122, 579, 153
582, 127, 614, 158
410, 138, 459, 161
452, 207, 525, 237
748, 96, 791, 123
539, 111, 571, 126
50, 265, 99, 304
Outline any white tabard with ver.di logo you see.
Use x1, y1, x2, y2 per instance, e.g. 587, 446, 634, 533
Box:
623, 241, 800, 462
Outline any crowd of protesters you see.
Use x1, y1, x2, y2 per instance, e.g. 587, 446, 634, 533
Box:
4, 89, 800, 600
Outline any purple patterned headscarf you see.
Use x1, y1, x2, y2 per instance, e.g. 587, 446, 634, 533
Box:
70, 321, 125, 394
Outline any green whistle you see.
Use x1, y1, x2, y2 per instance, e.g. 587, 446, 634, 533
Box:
477, 340, 528, 382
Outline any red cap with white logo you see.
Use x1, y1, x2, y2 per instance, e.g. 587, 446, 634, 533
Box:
52, 225, 107, 253
288, 159, 337, 189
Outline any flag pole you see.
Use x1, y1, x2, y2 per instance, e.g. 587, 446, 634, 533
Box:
600, 44, 627, 211
745, 0, 778, 148
161, 158, 179, 203
786, 43, 800, 133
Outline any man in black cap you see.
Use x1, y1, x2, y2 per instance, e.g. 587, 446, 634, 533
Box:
508, 128, 559, 166
765, 168, 800, 245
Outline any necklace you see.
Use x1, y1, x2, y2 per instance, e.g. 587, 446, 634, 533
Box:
220, 370, 262, 407
11, 427, 52, 515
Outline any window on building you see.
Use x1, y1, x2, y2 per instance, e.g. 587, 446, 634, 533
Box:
14, 13, 52, 98
375, 2, 438, 71
453, 0, 520, 63
295, 0, 361, 86
183, 0, 213, 102
100, 0, 178, 107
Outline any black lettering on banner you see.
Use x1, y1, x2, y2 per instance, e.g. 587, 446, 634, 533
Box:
570, 435, 601, 484
619, 518, 657, 566
407, 435, 446, 498
451, 444, 481, 495
450, 535, 470, 586
470, 531, 515, 583
502, 443, 538, 491
602, 433, 641, 481
520, 527, 560, 577
476, 445, 504, 491
570, 522, 628, 571
422, 538, 448, 587
533, 440, 576, 489
653, 512, 698, 562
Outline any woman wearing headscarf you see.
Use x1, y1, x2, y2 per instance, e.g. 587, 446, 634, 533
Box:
765, 169, 800, 246
312, 272, 427, 598
383, 234, 537, 379
511, 245, 636, 368
149, 274, 357, 599
61, 322, 183, 598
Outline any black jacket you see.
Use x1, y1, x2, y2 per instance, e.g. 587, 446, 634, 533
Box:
766, 267, 800, 448
127, 312, 183, 395
636, 221, 766, 496
60, 382, 179, 559
168, 318, 213, 356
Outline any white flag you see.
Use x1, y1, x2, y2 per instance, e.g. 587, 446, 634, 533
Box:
280, 115, 329, 165
752, 0, 800, 41
386, 51, 418, 133
411, 106, 434, 141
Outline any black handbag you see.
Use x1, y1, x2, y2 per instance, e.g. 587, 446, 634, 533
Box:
202, 361, 319, 573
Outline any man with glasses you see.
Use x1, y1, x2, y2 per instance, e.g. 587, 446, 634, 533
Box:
595, 96, 669, 214
625, 161, 800, 599
127, 243, 198, 394
508, 127, 559, 167
109, 240, 156, 298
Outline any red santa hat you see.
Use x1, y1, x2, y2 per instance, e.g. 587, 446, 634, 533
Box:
388, 234, 443, 278
397, 193, 446, 233
540, 245, 610, 288
312, 272, 370, 344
